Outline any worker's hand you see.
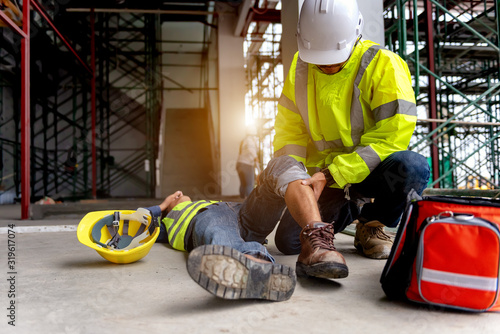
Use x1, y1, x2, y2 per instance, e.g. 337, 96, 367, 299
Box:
301, 172, 327, 201
159, 190, 183, 211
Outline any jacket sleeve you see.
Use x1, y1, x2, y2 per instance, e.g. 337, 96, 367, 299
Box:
146, 205, 162, 219
328, 50, 418, 187
273, 55, 309, 165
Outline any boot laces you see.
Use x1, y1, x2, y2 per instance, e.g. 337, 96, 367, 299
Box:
303, 224, 336, 251
366, 225, 391, 241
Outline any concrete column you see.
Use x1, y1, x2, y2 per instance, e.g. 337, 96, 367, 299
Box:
218, 13, 246, 196
281, 0, 302, 77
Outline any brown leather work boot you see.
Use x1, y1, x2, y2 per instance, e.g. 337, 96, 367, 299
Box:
296, 222, 348, 279
354, 220, 393, 259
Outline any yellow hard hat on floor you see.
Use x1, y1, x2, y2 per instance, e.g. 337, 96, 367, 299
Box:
77, 208, 159, 264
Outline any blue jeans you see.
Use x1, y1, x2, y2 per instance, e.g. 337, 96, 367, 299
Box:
236, 162, 255, 198
157, 202, 275, 262
238, 151, 430, 255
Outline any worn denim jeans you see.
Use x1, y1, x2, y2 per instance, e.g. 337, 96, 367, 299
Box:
155, 202, 275, 263
238, 151, 430, 255
191, 202, 275, 262
154, 202, 275, 263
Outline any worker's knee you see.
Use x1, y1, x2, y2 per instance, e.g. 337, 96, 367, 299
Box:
393, 151, 429, 173
391, 151, 430, 193
274, 214, 302, 255
275, 235, 301, 255
260, 156, 310, 197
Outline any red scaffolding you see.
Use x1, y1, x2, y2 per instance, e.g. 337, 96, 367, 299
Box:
0, 0, 96, 219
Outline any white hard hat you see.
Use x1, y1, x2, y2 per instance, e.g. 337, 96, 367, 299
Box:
297, 0, 364, 65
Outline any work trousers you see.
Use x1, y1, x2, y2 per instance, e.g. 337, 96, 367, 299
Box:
156, 202, 275, 262
238, 151, 430, 255
190, 202, 274, 262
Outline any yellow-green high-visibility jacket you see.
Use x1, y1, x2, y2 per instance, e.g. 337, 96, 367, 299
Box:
274, 40, 417, 188
162, 200, 218, 251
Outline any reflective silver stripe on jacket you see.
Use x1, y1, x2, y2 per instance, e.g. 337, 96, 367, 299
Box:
275, 144, 307, 158
278, 94, 299, 114
276, 91, 306, 158
373, 99, 417, 122
355, 146, 381, 172
167, 201, 209, 242
350, 45, 381, 147
295, 57, 310, 133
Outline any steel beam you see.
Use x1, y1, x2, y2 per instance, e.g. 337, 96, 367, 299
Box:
91, 8, 97, 198
30, 0, 92, 74
21, 1, 30, 219
66, 8, 214, 15
0, 9, 27, 38
424, 0, 440, 188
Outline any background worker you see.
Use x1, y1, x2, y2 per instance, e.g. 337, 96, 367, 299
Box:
237, 0, 429, 276
236, 127, 260, 198
147, 191, 296, 302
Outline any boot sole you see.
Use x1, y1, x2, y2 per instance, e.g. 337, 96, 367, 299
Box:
187, 245, 296, 301
354, 241, 391, 259
295, 261, 349, 279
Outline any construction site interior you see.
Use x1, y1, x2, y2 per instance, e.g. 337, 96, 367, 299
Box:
0, 1, 500, 333
1, 0, 499, 210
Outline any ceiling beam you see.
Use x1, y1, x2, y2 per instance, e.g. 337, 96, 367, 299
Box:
66, 8, 214, 15
234, 0, 253, 37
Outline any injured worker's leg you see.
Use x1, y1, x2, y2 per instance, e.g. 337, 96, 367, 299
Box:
239, 155, 349, 280
285, 180, 348, 279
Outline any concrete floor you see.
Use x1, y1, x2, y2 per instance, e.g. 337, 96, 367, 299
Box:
1, 203, 500, 334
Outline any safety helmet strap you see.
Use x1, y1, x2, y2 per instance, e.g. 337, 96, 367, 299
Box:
107, 212, 123, 248
125, 210, 159, 248
118, 212, 159, 250
91, 208, 159, 250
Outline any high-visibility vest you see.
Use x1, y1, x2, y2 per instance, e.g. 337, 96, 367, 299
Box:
274, 40, 417, 188
162, 200, 218, 251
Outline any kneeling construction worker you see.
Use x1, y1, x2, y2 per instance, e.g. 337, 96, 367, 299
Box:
236, 0, 429, 273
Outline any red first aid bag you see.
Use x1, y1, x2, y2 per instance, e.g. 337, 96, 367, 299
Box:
380, 195, 500, 312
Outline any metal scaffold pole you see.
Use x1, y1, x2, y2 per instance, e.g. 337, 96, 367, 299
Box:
91, 8, 97, 198
424, 0, 440, 187
20, 1, 30, 219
